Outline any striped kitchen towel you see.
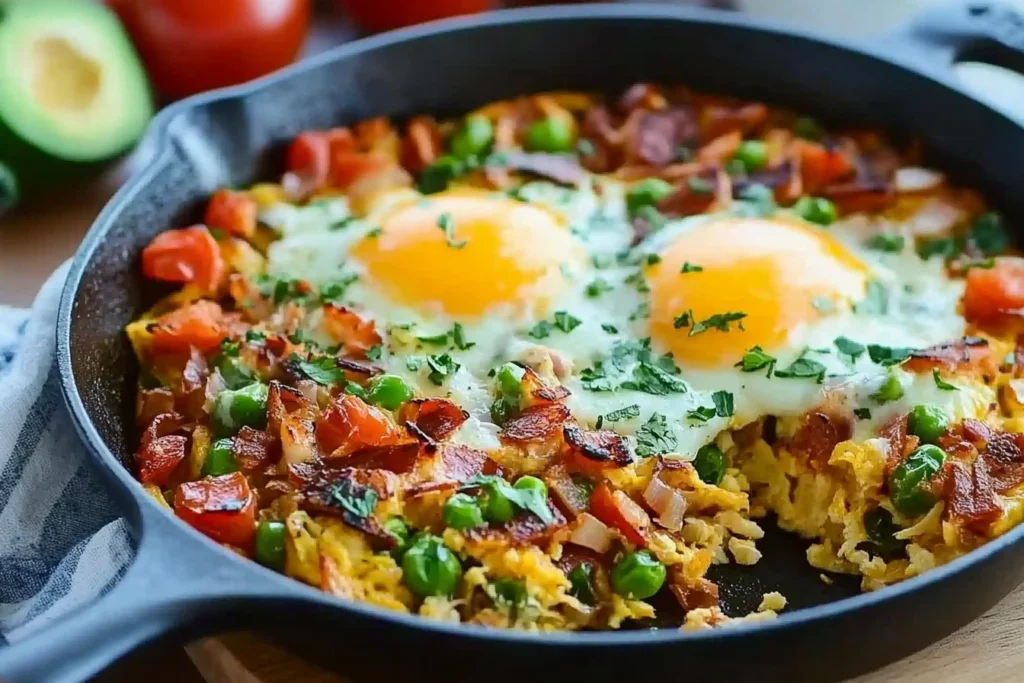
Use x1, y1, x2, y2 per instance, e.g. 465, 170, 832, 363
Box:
0, 264, 132, 646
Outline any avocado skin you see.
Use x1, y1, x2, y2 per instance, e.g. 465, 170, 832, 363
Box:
0, 115, 126, 197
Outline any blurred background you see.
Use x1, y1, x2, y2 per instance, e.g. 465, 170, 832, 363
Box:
1, 0, 1023, 308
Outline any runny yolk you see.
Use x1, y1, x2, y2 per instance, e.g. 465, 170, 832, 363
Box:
647, 217, 869, 368
352, 189, 582, 318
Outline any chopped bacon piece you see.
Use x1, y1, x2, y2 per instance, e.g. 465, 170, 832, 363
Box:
617, 83, 667, 113
589, 484, 649, 548
821, 179, 895, 214
266, 381, 316, 435
176, 347, 209, 419
563, 424, 632, 476
232, 426, 276, 471
945, 458, 1001, 534
136, 388, 176, 428
137, 434, 187, 486
346, 440, 423, 474
627, 108, 698, 167
399, 398, 468, 442
321, 304, 382, 357
880, 415, 918, 478
400, 116, 442, 174
492, 151, 585, 186
668, 569, 720, 612
435, 443, 490, 482
142, 412, 189, 445
544, 463, 591, 518
980, 431, 1024, 494
696, 131, 741, 165
579, 105, 623, 173
295, 465, 396, 546
316, 394, 402, 457
205, 189, 257, 238
903, 338, 994, 376
174, 472, 257, 548
799, 141, 856, 192
700, 102, 768, 141
149, 300, 225, 355
518, 367, 570, 406
789, 412, 851, 468
500, 403, 571, 443
656, 168, 729, 217
466, 504, 567, 547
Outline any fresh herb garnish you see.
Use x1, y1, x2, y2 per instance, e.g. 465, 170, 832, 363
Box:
629, 302, 651, 321
452, 322, 473, 350
460, 474, 553, 524
834, 336, 866, 360
425, 353, 460, 385
604, 405, 641, 423
774, 357, 827, 382
688, 311, 747, 337
326, 478, 379, 520
854, 280, 889, 316
680, 262, 704, 274
673, 310, 692, 330
528, 321, 554, 339
553, 311, 582, 333
867, 344, 914, 366
245, 329, 266, 344
687, 406, 717, 422
646, 254, 662, 266
585, 278, 613, 298
933, 369, 958, 391
854, 407, 872, 419
366, 344, 383, 362
220, 339, 241, 357
736, 346, 776, 376
624, 270, 651, 293
635, 413, 677, 458
437, 212, 466, 249
292, 354, 345, 386
968, 212, 1009, 256
867, 234, 905, 253
601, 323, 618, 334
320, 274, 360, 304
712, 390, 734, 417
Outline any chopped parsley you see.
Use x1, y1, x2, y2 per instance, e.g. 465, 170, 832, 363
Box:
601, 323, 618, 334
933, 369, 958, 391
866, 234, 905, 253
834, 336, 866, 361
553, 311, 582, 333
437, 212, 466, 249
646, 254, 662, 266
688, 311, 747, 337
712, 390, 734, 417
968, 212, 1009, 256
425, 353, 460, 385
673, 311, 692, 330
621, 361, 688, 395
585, 278, 613, 298
624, 270, 651, 293
366, 344, 383, 362
687, 406, 717, 422
680, 262, 704, 274
291, 354, 346, 386
326, 478, 379, 520
853, 407, 872, 419
366, 226, 382, 238
774, 357, 827, 382
736, 346, 776, 376
629, 302, 651, 321
220, 339, 240, 357
452, 323, 473, 350
635, 413, 677, 458
460, 474, 553, 524
580, 339, 687, 396
854, 280, 889, 316
867, 345, 913, 366
319, 274, 360, 304
604, 405, 640, 423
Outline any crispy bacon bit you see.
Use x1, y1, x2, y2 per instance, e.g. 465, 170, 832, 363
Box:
466, 504, 567, 547
946, 458, 1001, 534
589, 484, 649, 548
579, 105, 622, 173
701, 102, 768, 140
501, 403, 571, 443
296, 465, 396, 546
142, 412, 189, 445
668, 569, 720, 612
880, 415, 918, 478
904, 337, 994, 376
628, 108, 698, 167
563, 424, 631, 476
176, 348, 209, 419
401, 116, 442, 174
618, 83, 667, 113
136, 388, 176, 428
790, 412, 851, 468
321, 304, 382, 357
980, 431, 1024, 494
399, 398, 468, 442
232, 426, 276, 471
492, 151, 585, 186
656, 168, 730, 217
821, 179, 895, 214
435, 443, 490, 482
316, 394, 402, 457
696, 131, 741, 165
544, 463, 591, 518
267, 381, 315, 436
174, 472, 257, 548
346, 440, 423, 474
137, 434, 188, 486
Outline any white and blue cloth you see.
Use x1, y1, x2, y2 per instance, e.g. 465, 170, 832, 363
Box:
0, 265, 132, 646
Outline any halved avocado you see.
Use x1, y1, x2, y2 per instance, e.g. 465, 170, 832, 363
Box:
0, 0, 153, 193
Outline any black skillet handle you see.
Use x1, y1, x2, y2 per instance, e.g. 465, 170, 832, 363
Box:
881, 1, 1024, 77
0, 503, 291, 683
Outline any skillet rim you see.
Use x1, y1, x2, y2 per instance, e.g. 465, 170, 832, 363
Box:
56, 1, 1024, 648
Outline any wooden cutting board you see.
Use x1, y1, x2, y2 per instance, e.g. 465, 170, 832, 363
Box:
186, 582, 1024, 683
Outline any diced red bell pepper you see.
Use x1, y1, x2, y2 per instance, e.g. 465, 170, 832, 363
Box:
174, 472, 257, 548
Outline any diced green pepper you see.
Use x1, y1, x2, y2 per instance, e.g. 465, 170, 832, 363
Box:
202, 438, 238, 477
212, 382, 268, 436
254, 520, 287, 571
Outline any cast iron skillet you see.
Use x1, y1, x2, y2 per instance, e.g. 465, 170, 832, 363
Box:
4, 3, 1024, 682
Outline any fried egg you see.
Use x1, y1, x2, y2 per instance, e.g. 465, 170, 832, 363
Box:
261, 177, 982, 461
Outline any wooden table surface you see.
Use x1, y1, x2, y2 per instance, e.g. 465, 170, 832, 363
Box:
4, 1, 1024, 681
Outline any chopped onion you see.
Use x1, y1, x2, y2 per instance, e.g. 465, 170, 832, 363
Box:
203, 371, 227, 414
1010, 379, 1024, 404
907, 197, 964, 237
296, 379, 319, 405
895, 166, 944, 194
569, 513, 613, 553
644, 476, 687, 532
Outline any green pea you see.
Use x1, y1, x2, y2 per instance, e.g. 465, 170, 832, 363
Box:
567, 563, 596, 605
863, 507, 907, 559
733, 140, 768, 172
611, 550, 666, 600
450, 115, 494, 158
202, 438, 238, 477
907, 404, 948, 444
793, 196, 837, 226
525, 116, 574, 153
481, 486, 516, 524
693, 443, 727, 485
212, 382, 268, 436
871, 373, 904, 405
254, 520, 287, 571
626, 178, 673, 217
418, 155, 466, 194
443, 493, 484, 529
383, 517, 411, 557
401, 534, 462, 597
495, 362, 525, 402
889, 444, 945, 516
216, 355, 255, 390
793, 116, 824, 141
513, 475, 547, 498
366, 374, 415, 410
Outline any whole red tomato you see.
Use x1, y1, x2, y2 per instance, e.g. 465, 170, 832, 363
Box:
107, 0, 310, 99
337, 0, 491, 33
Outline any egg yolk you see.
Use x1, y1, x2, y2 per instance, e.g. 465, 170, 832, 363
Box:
352, 189, 582, 318
648, 217, 869, 367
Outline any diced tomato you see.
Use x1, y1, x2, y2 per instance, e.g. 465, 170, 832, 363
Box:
800, 142, 855, 191
174, 472, 257, 548
137, 434, 188, 486
149, 300, 225, 354
316, 394, 403, 457
205, 189, 257, 238
964, 257, 1024, 325
329, 152, 393, 189
141, 226, 224, 292
589, 484, 649, 548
